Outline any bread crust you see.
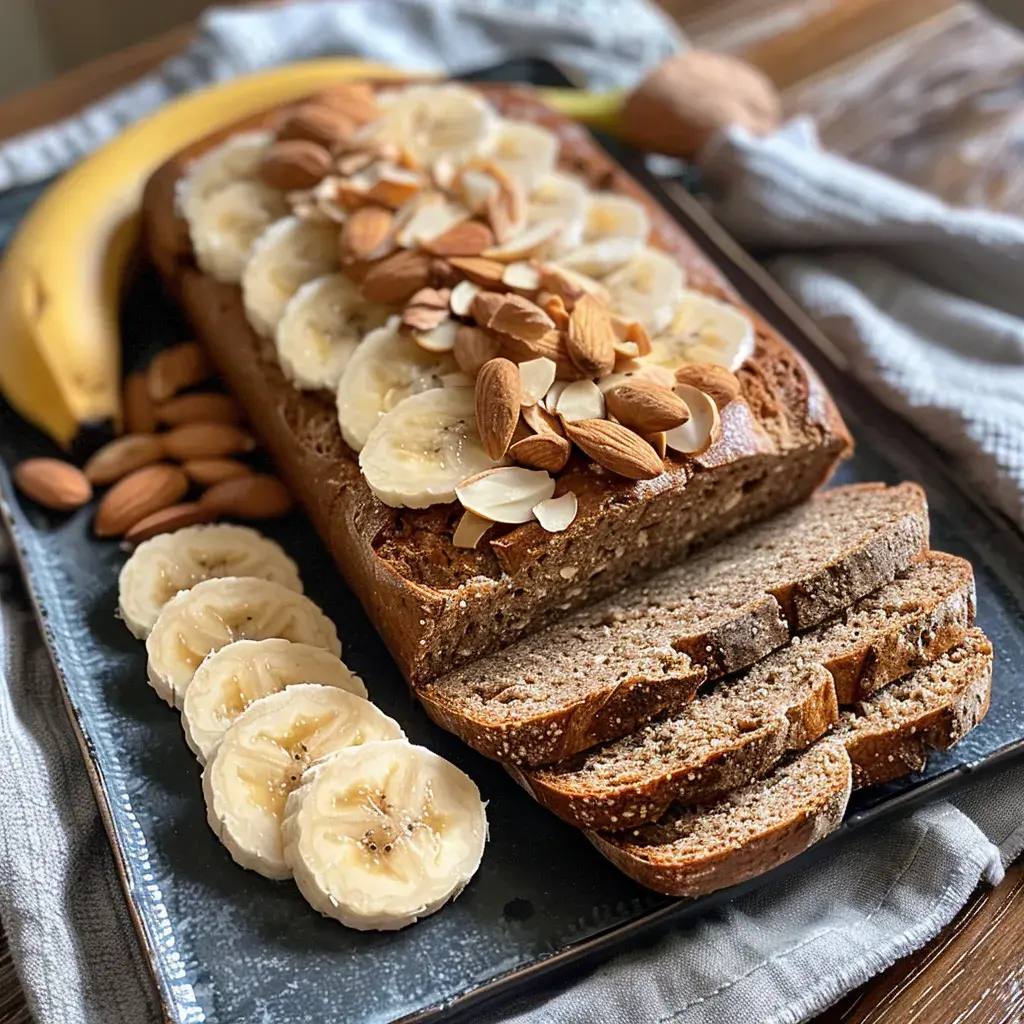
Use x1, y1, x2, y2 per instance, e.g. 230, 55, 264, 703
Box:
141, 83, 851, 686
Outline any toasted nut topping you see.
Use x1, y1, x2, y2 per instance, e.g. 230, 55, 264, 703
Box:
475, 358, 521, 460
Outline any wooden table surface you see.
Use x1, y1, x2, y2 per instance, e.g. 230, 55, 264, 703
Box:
1, 2, 1023, 1021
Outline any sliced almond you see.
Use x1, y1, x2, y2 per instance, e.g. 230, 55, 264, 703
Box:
667, 384, 722, 455
421, 220, 495, 257
155, 392, 244, 427
449, 256, 506, 289
414, 318, 459, 353
94, 464, 189, 537
556, 379, 606, 423
361, 249, 432, 304
538, 264, 610, 307
147, 342, 210, 402
182, 458, 254, 487
533, 491, 578, 533
456, 466, 555, 524
453, 326, 501, 378
518, 357, 557, 406
452, 510, 494, 549
162, 423, 256, 461
502, 261, 541, 293
542, 293, 571, 330
604, 379, 691, 434
509, 432, 571, 473
395, 195, 465, 248
644, 431, 668, 459
475, 358, 521, 460
400, 287, 451, 334
432, 158, 456, 191
123, 372, 157, 434
498, 330, 580, 382
124, 502, 218, 544
674, 363, 742, 410
483, 219, 562, 263
341, 205, 394, 260
522, 402, 564, 437
365, 166, 424, 209
336, 150, 377, 177
563, 420, 664, 480
84, 434, 166, 486
613, 340, 641, 361
199, 474, 294, 519
567, 294, 616, 377
488, 294, 555, 343
626, 319, 652, 357
455, 168, 500, 215
450, 280, 480, 318
14, 459, 92, 511
543, 381, 568, 414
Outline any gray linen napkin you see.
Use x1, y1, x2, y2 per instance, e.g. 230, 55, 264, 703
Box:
1, 4, 1023, 1023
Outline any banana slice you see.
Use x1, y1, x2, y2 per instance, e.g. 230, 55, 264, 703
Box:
359, 387, 500, 508
646, 289, 757, 372
375, 84, 498, 166
335, 319, 458, 451
584, 192, 651, 243
276, 273, 391, 391
182, 638, 367, 764
204, 685, 403, 879
175, 131, 273, 225
491, 120, 559, 192
528, 172, 588, 255
189, 180, 289, 284
242, 215, 339, 337
603, 246, 686, 335
146, 576, 339, 709
283, 738, 487, 930
118, 524, 302, 639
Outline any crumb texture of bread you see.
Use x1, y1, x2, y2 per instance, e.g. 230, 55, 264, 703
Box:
589, 741, 852, 897
418, 483, 929, 766
141, 83, 853, 686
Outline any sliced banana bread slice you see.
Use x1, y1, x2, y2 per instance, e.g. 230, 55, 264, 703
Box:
588, 741, 852, 897
419, 483, 928, 766
839, 628, 992, 787
515, 552, 974, 829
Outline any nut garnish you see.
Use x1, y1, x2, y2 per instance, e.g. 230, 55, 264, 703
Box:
260, 140, 332, 191
469, 290, 506, 328
278, 103, 356, 149
162, 424, 256, 461
94, 464, 189, 537
84, 434, 166, 486
360, 250, 432, 304
604, 379, 691, 434
449, 280, 480, 318
414, 319, 458, 353
563, 419, 664, 480
486, 294, 555, 343
455, 466, 555, 524
147, 342, 210, 402
14, 459, 92, 511
542, 293, 571, 330
453, 325, 501, 377
556, 379, 605, 423
448, 256, 506, 288
509, 432, 571, 473
644, 431, 668, 459
452, 510, 494, 549
666, 384, 722, 455
421, 220, 495, 257
533, 491, 578, 533
199, 474, 294, 518
518, 357, 557, 406
314, 82, 380, 125
401, 287, 451, 334
567, 294, 616, 377
341, 205, 394, 260
522, 402, 564, 437
155, 392, 244, 427
674, 363, 742, 410
502, 262, 541, 294
475, 358, 521, 460
483, 219, 561, 263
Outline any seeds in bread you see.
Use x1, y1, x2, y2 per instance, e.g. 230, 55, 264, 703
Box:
588, 741, 852, 897
839, 628, 992, 787
417, 483, 929, 766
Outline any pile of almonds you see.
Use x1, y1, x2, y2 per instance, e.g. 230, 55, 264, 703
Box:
14, 342, 293, 542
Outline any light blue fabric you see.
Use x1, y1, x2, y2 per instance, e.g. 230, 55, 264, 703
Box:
0, 4, 1022, 1024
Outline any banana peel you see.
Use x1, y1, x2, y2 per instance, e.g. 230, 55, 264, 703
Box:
0, 60, 625, 452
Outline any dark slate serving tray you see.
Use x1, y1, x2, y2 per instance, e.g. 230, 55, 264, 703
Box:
1, 60, 1023, 1024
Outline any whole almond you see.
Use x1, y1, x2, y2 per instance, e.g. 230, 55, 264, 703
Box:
429, 258, 462, 289
498, 330, 581, 382
313, 82, 379, 124
124, 503, 218, 544
277, 103, 355, 148
123, 372, 157, 433
469, 290, 506, 328
674, 363, 742, 410
183, 458, 254, 487
14, 459, 92, 511
360, 249, 432, 304
162, 424, 256, 461
94, 464, 189, 537
147, 343, 210, 402
421, 221, 495, 258
448, 256, 506, 289
564, 419, 664, 480
199, 475, 293, 519
488, 294, 555, 343
84, 434, 166, 485
341, 205, 394, 260
259, 139, 332, 191
475, 358, 521, 460
567, 294, 616, 377
453, 326, 501, 378
509, 432, 571, 472
605, 380, 691, 433
156, 392, 244, 427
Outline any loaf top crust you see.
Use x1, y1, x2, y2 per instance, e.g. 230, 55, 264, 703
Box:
143, 81, 850, 593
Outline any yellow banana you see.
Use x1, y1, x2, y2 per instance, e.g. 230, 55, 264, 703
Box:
0, 61, 619, 451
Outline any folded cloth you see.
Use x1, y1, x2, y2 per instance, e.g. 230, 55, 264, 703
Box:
1, 3, 1023, 1023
